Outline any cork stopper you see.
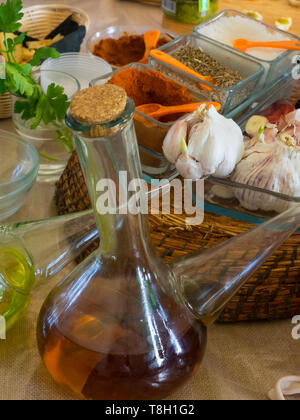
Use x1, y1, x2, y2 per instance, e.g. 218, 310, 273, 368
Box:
70, 84, 127, 125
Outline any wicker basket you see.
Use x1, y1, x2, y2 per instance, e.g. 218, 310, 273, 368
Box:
55, 148, 300, 323
20, 4, 90, 40
0, 4, 90, 119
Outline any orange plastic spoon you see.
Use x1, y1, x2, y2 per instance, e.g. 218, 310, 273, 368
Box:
234, 38, 300, 52
150, 49, 217, 91
139, 30, 161, 64
136, 102, 221, 119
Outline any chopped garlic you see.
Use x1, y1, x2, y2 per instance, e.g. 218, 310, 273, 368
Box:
275, 17, 292, 31
243, 10, 263, 21
279, 131, 296, 147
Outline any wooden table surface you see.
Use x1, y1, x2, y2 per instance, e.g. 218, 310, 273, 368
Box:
219, 0, 300, 36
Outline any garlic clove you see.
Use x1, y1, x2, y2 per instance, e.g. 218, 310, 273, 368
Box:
295, 125, 300, 144
279, 130, 296, 147
231, 134, 300, 213
162, 119, 188, 164
285, 109, 300, 125
175, 154, 204, 180
163, 104, 244, 180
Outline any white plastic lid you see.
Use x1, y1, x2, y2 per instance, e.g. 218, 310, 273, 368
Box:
41, 53, 112, 90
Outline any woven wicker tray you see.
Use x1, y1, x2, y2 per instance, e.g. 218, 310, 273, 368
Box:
0, 3, 90, 119
55, 82, 300, 324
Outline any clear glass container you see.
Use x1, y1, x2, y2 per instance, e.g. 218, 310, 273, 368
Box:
204, 176, 300, 227
234, 74, 297, 128
150, 34, 264, 114
37, 98, 208, 400
194, 10, 300, 87
91, 63, 192, 181
203, 77, 300, 222
0, 210, 97, 332
227, 72, 297, 121
87, 25, 175, 68
162, 0, 219, 24
12, 70, 81, 183
0, 129, 39, 221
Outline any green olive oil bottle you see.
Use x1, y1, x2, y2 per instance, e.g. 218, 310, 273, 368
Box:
162, 0, 219, 24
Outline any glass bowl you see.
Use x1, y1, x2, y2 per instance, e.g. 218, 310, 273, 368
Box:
0, 129, 39, 221
41, 53, 112, 90
194, 10, 300, 87
86, 25, 175, 68
150, 34, 264, 114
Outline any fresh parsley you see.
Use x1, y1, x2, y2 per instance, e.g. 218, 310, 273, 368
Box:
0, 0, 72, 152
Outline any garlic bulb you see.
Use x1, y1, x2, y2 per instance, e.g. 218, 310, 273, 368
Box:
163, 105, 244, 180
231, 110, 300, 213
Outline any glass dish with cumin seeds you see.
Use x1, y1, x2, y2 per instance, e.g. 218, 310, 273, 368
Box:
173, 46, 244, 88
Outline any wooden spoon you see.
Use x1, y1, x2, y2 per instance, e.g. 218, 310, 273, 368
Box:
139, 30, 161, 64
150, 49, 217, 91
233, 38, 300, 52
136, 102, 221, 119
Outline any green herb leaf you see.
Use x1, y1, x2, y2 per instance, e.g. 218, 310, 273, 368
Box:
0, 79, 7, 94
0, 0, 23, 33
29, 47, 60, 67
14, 97, 37, 120
5, 62, 37, 97
15, 82, 70, 130
46, 83, 69, 120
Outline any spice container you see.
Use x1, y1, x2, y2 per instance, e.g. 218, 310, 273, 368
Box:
235, 73, 297, 128
162, 0, 219, 24
203, 73, 299, 222
204, 177, 300, 226
223, 72, 296, 122
194, 10, 300, 87
151, 34, 264, 114
91, 63, 210, 180
87, 25, 174, 68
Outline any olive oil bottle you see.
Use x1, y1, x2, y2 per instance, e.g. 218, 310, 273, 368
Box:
0, 210, 97, 332
162, 0, 219, 24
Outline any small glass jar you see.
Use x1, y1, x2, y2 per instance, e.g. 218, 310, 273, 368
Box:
12, 70, 80, 182
162, 0, 219, 24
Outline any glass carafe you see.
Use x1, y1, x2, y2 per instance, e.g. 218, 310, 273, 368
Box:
37, 91, 300, 400
37, 98, 207, 400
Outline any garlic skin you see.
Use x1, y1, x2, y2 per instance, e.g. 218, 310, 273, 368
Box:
162, 105, 244, 181
231, 110, 300, 213
163, 119, 187, 164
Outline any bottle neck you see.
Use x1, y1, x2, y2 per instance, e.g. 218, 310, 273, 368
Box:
71, 103, 152, 257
